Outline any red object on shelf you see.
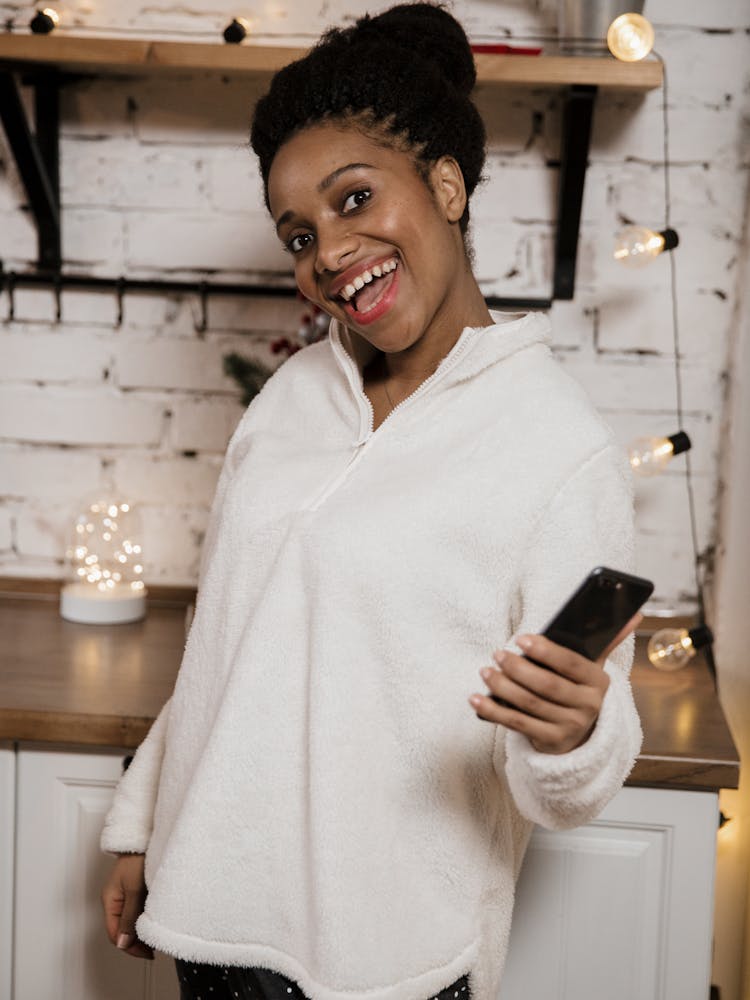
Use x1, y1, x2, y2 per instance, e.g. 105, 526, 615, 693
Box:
470, 43, 543, 56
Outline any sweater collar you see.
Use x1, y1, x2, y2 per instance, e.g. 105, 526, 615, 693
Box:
328, 310, 552, 443
329, 310, 551, 387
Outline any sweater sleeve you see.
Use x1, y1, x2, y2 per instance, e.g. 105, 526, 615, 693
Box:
100, 697, 172, 854
100, 401, 257, 855
498, 442, 644, 831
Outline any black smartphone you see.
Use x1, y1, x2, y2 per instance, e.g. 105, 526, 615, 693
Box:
531, 565, 654, 664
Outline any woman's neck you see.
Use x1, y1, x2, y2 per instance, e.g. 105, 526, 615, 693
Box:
379, 273, 492, 388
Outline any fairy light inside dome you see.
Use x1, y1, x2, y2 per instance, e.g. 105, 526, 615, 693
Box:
70, 501, 144, 592
61, 498, 148, 624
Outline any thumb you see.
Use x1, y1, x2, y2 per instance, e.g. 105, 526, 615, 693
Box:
116, 888, 153, 960
598, 612, 643, 666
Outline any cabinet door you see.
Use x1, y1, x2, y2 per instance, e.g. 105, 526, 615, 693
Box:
0, 744, 14, 1000
498, 786, 718, 1000
14, 747, 178, 1000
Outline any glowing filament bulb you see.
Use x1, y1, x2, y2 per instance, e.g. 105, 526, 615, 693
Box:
30, 7, 60, 33
614, 226, 679, 267
607, 13, 654, 62
223, 17, 251, 43
628, 431, 691, 476
647, 625, 713, 671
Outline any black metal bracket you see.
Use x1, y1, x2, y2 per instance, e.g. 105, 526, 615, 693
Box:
0, 67, 595, 306
0, 266, 550, 319
553, 84, 597, 300
0, 69, 60, 269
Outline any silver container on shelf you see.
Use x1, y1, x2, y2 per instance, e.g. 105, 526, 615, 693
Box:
558, 0, 646, 54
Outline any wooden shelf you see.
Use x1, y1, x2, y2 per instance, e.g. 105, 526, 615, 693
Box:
0, 33, 663, 89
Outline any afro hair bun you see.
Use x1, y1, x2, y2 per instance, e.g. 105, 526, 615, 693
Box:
251, 2, 486, 234
351, 3, 477, 97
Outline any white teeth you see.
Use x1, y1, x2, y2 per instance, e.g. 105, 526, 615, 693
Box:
338, 258, 397, 303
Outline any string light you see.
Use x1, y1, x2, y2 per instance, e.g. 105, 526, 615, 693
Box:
614, 226, 679, 267
29, 7, 60, 33
628, 431, 691, 476
647, 624, 713, 671
607, 13, 655, 62
646, 51, 717, 683
223, 17, 251, 43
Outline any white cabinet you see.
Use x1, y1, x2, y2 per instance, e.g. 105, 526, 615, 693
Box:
3, 747, 719, 1000
1, 744, 15, 1000
499, 787, 718, 1000
12, 747, 178, 1000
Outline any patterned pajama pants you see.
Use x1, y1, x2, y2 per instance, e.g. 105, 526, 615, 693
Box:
175, 960, 471, 1000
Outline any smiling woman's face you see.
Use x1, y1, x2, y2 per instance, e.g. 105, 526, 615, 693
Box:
267, 121, 473, 356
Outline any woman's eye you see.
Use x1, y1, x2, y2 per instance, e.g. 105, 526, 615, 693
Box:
287, 233, 314, 254
342, 189, 371, 213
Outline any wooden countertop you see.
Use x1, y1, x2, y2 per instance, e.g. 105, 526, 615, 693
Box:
0, 586, 739, 791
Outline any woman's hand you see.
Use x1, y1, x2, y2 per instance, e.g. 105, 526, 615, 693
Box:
101, 853, 154, 960
469, 613, 642, 755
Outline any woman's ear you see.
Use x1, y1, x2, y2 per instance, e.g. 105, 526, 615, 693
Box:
430, 156, 467, 225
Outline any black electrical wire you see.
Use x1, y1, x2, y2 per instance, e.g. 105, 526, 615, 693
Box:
654, 49, 716, 682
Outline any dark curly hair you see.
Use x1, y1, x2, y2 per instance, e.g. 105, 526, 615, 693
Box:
250, 2, 486, 237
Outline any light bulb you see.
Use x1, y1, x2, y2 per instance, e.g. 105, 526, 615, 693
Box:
607, 13, 654, 62
30, 7, 60, 33
614, 226, 679, 267
629, 431, 691, 476
647, 624, 713, 671
223, 17, 251, 43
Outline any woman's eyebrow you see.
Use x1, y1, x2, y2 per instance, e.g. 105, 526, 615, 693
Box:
317, 162, 375, 192
275, 162, 377, 234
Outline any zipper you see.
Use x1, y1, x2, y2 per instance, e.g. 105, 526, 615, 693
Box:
303, 322, 482, 511
304, 437, 374, 511
367, 323, 480, 430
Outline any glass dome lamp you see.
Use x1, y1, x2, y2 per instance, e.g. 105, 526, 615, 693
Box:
60, 498, 148, 624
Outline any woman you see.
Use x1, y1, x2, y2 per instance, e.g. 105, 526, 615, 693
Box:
101, 5, 643, 999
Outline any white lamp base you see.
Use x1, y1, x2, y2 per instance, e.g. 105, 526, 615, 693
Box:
60, 582, 148, 624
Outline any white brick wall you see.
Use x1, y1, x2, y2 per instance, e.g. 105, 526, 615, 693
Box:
0, 0, 748, 613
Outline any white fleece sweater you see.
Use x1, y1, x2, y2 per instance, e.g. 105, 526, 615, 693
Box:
101, 311, 642, 1000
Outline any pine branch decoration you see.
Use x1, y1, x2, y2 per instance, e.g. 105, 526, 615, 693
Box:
223, 353, 274, 407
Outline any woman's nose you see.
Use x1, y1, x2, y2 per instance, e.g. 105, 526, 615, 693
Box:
314, 224, 358, 275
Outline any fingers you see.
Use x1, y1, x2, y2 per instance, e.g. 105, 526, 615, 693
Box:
598, 612, 643, 665
117, 886, 154, 960
101, 854, 154, 961
102, 880, 124, 946
479, 658, 579, 722
468, 641, 610, 755
511, 634, 600, 684
469, 688, 591, 754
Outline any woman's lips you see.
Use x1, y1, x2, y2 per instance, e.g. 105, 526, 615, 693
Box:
341, 265, 399, 326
